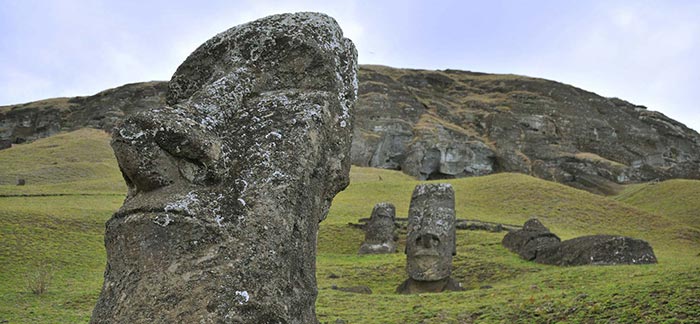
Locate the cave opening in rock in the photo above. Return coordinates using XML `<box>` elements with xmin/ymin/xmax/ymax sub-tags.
<box><xmin>426</xmin><ymin>172</ymin><xmax>456</xmax><ymax>180</ymax></box>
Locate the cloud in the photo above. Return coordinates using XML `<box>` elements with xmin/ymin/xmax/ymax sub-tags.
<box><xmin>0</xmin><ymin>66</ymin><xmax>54</xmax><ymax>104</ymax></box>
<box><xmin>512</xmin><ymin>1</ymin><xmax>700</xmax><ymax>131</ymax></box>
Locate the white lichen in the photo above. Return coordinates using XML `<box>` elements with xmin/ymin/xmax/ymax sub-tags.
<box><xmin>214</xmin><ymin>215</ymin><xmax>224</xmax><ymax>227</ymax></box>
<box><xmin>265</xmin><ymin>131</ymin><xmax>283</xmax><ymax>140</ymax></box>
<box><xmin>234</xmin><ymin>290</ymin><xmax>250</xmax><ymax>305</ymax></box>
<box><xmin>153</xmin><ymin>214</ymin><xmax>173</xmax><ymax>227</ymax></box>
<box><xmin>119</xmin><ymin>128</ymin><xmax>145</xmax><ymax>140</ymax></box>
<box><xmin>164</xmin><ymin>192</ymin><xmax>200</xmax><ymax>215</ymax></box>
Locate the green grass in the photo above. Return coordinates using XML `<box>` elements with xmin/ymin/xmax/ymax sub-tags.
<box><xmin>0</xmin><ymin>128</ymin><xmax>125</xmax><ymax>195</ymax></box>
<box><xmin>1</xmin><ymin>129</ymin><xmax>699</xmax><ymax>323</ymax></box>
<box><xmin>615</xmin><ymin>180</ymin><xmax>700</xmax><ymax>230</ymax></box>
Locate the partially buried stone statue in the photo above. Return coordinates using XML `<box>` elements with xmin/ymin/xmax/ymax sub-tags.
<box><xmin>503</xmin><ymin>218</ymin><xmax>657</xmax><ymax>266</ymax></box>
<box><xmin>501</xmin><ymin>218</ymin><xmax>561</xmax><ymax>261</ymax></box>
<box><xmin>359</xmin><ymin>202</ymin><xmax>397</xmax><ymax>254</ymax></box>
<box><xmin>396</xmin><ymin>183</ymin><xmax>463</xmax><ymax>294</ymax></box>
<box><xmin>90</xmin><ymin>12</ymin><xmax>357</xmax><ymax>323</ymax></box>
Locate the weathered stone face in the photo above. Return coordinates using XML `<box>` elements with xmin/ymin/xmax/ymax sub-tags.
<box><xmin>359</xmin><ymin>202</ymin><xmax>397</xmax><ymax>254</ymax></box>
<box><xmin>405</xmin><ymin>183</ymin><xmax>456</xmax><ymax>281</ymax></box>
<box><xmin>91</xmin><ymin>12</ymin><xmax>357</xmax><ymax>324</ymax></box>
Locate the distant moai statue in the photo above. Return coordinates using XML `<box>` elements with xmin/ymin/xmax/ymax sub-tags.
<box><xmin>90</xmin><ymin>12</ymin><xmax>358</xmax><ymax>324</ymax></box>
<box><xmin>396</xmin><ymin>183</ymin><xmax>463</xmax><ymax>294</ymax></box>
<box><xmin>16</xmin><ymin>179</ymin><xmax>25</xmax><ymax>186</ymax></box>
<box><xmin>359</xmin><ymin>202</ymin><xmax>397</xmax><ymax>254</ymax></box>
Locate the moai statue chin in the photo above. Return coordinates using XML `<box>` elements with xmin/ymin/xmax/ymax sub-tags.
<box><xmin>358</xmin><ymin>202</ymin><xmax>397</xmax><ymax>254</ymax></box>
<box><xmin>396</xmin><ymin>183</ymin><xmax>464</xmax><ymax>294</ymax></box>
<box><xmin>90</xmin><ymin>12</ymin><xmax>357</xmax><ymax>324</ymax></box>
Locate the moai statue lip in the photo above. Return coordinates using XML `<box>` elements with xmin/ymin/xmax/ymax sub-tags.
<box><xmin>91</xmin><ymin>12</ymin><xmax>357</xmax><ymax>324</ymax></box>
<box><xmin>359</xmin><ymin>202</ymin><xmax>397</xmax><ymax>254</ymax></box>
<box><xmin>405</xmin><ymin>183</ymin><xmax>456</xmax><ymax>281</ymax></box>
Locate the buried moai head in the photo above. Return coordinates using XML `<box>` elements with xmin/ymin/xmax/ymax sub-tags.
<box><xmin>92</xmin><ymin>12</ymin><xmax>357</xmax><ymax>324</ymax></box>
<box><xmin>359</xmin><ymin>202</ymin><xmax>397</xmax><ymax>254</ymax></box>
<box><xmin>405</xmin><ymin>183</ymin><xmax>457</xmax><ymax>281</ymax></box>
<box><xmin>502</xmin><ymin>218</ymin><xmax>561</xmax><ymax>261</ymax></box>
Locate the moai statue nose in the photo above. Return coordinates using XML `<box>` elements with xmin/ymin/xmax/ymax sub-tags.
<box><xmin>417</xmin><ymin>233</ymin><xmax>440</xmax><ymax>249</ymax></box>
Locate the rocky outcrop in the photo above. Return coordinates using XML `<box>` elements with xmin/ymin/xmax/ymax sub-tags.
<box><xmin>503</xmin><ymin>219</ymin><xmax>657</xmax><ymax>266</ymax></box>
<box><xmin>4</xmin><ymin>66</ymin><xmax>700</xmax><ymax>194</ymax></box>
<box><xmin>90</xmin><ymin>12</ymin><xmax>357</xmax><ymax>323</ymax></box>
<box><xmin>0</xmin><ymin>82</ymin><xmax>166</xmax><ymax>144</ymax></box>
<box><xmin>353</xmin><ymin>66</ymin><xmax>700</xmax><ymax>194</ymax></box>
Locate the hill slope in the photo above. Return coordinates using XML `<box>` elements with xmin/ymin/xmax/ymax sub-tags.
<box><xmin>615</xmin><ymin>179</ymin><xmax>700</xmax><ymax>230</ymax></box>
<box><xmin>0</xmin><ymin>128</ymin><xmax>125</xmax><ymax>195</ymax></box>
<box><xmin>3</xmin><ymin>66</ymin><xmax>700</xmax><ymax>195</ymax></box>
<box><xmin>0</xmin><ymin>129</ymin><xmax>699</xmax><ymax>323</ymax></box>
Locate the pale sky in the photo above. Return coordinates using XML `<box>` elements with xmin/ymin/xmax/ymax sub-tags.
<box><xmin>1</xmin><ymin>0</ymin><xmax>699</xmax><ymax>132</ymax></box>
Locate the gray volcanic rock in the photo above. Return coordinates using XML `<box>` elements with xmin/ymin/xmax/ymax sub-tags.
<box><xmin>4</xmin><ymin>66</ymin><xmax>700</xmax><ymax>194</ymax></box>
<box><xmin>90</xmin><ymin>12</ymin><xmax>357</xmax><ymax>324</ymax></box>
<box><xmin>359</xmin><ymin>202</ymin><xmax>397</xmax><ymax>254</ymax></box>
<box><xmin>352</xmin><ymin>66</ymin><xmax>700</xmax><ymax>194</ymax></box>
<box><xmin>537</xmin><ymin>235</ymin><xmax>658</xmax><ymax>266</ymax></box>
<box><xmin>0</xmin><ymin>82</ymin><xmax>166</xmax><ymax>144</ymax></box>
<box><xmin>502</xmin><ymin>218</ymin><xmax>561</xmax><ymax>261</ymax></box>
<box><xmin>503</xmin><ymin>219</ymin><xmax>657</xmax><ymax>266</ymax></box>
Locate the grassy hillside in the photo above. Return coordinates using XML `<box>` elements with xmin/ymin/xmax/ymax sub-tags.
<box><xmin>0</xmin><ymin>128</ymin><xmax>125</xmax><ymax>195</ymax></box>
<box><xmin>615</xmin><ymin>180</ymin><xmax>700</xmax><ymax>230</ymax></box>
<box><xmin>0</xmin><ymin>129</ymin><xmax>699</xmax><ymax>323</ymax></box>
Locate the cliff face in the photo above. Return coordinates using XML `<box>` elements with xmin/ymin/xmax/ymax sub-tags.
<box><xmin>352</xmin><ymin>66</ymin><xmax>700</xmax><ymax>194</ymax></box>
<box><xmin>0</xmin><ymin>82</ymin><xmax>167</xmax><ymax>145</ymax></box>
<box><xmin>2</xmin><ymin>66</ymin><xmax>699</xmax><ymax>194</ymax></box>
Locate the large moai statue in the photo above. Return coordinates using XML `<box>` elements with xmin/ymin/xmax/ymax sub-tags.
<box><xmin>359</xmin><ymin>202</ymin><xmax>398</xmax><ymax>254</ymax></box>
<box><xmin>396</xmin><ymin>183</ymin><xmax>463</xmax><ymax>294</ymax></box>
<box><xmin>90</xmin><ymin>13</ymin><xmax>358</xmax><ymax>323</ymax></box>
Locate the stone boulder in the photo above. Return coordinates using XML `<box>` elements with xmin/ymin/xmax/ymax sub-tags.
<box><xmin>90</xmin><ymin>12</ymin><xmax>357</xmax><ymax>324</ymax></box>
<box><xmin>359</xmin><ymin>202</ymin><xmax>397</xmax><ymax>254</ymax></box>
